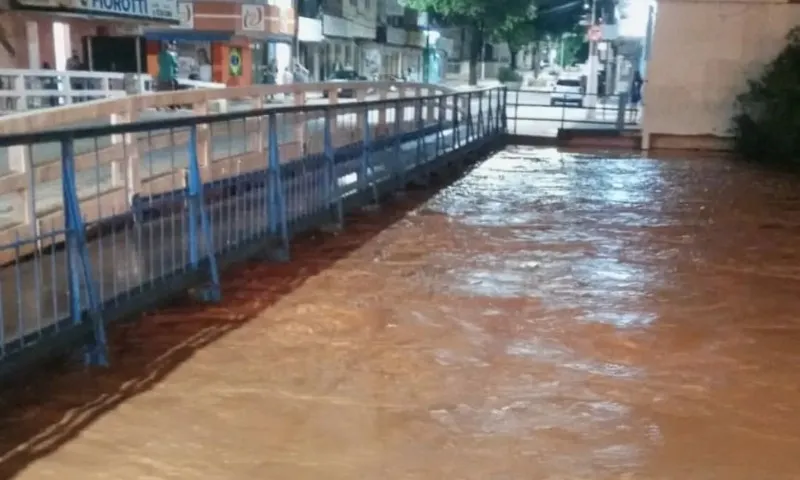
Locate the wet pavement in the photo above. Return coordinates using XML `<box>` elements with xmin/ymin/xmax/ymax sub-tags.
<box><xmin>1</xmin><ymin>146</ymin><xmax>800</xmax><ymax>479</ymax></box>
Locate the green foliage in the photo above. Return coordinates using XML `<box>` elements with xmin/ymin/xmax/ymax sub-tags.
<box><xmin>496</xmin><ymin>17</ymin><xmax>536</xmax><ymax>51</ymax></box>
<box><xmin>731</xmin><ymin>27</ymin><xmax>800</xmax><ymax>165</ymax></box>
<box><xmin>532</xmin><ymin>0</ymin><xmax>582</xmax><ymax>40</ymax></box>
<box><xmin>561</xmin><ymin>36</ymin><xmax>588</xmax><ymax>66</ymax></box>
<box><xmin>497</xmin><ymin>66</ymin><xmax>523</xmax><ymax>83</ymax></box>
<box><xmin>405</xmin><ymin>0</ymin><xmax>536</xmax><ymax>39</ymax></box>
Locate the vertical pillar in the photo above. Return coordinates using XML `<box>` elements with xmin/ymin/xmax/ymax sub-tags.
<box><xmin>187</xmin><ymin>125</ymin><xmax>221</xmax><ymax>302</ymax></box>
<box><xmin>425</xmin><ymin>88</ymin><xmax>435</xmax><ymax>123</ymax></box>
<box><xmin>293</xmin><ymin>90</ymin><xmax>307</xmax><ymax>157</ymax></box>
<box><xmin>60</xmin><ymin>137</ymin><xmax>108</xmax><ymax>367</ymax></box>
<box><xmin>356</xmin><ymin>87</ymin><xmax>367</xmax><ymax>142</ymax></box>
<box><xmin>397</xmin><ymin>52</ymin><xmax>403</xmax><ymax>79</ymax></box>
<box><xmin>614</xmin><ymin>54</ymin><xmax>624</xmax><ymax>94</ymax></box>
<box><xmin>110</xmin><ymin>111</ymin><xmax>141</xmax><ymax>203</ymax></box>
<box><xmin>193</xmin><ymin>101</ymin><xmax>211</xmax><ymax>181</ymax></box>
<box><xmin>313</xmin><ymin>45</ymin><xmax>321</xmax><ymax>81</ymax></box>
<box><xmin>377</xmin><ymin>86</ymin><xmax>387</xmax><ymax>133</ymax></box>
<box><xmin>26</xmin><ymin>21</ymin><xmax>39</xmax><ymax>69</ymax></box>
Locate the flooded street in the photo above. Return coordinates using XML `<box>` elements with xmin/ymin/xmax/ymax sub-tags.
<box><xmin>2</xmin><ymin>146</ymin><xmax>800</xmax><ymax>479</ymax></box>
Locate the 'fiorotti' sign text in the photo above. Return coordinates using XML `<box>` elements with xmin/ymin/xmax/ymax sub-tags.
<box><xmin>75</xmin><ymin>0</ymin><xmax>179</xmax><ymax>22</ymax></box>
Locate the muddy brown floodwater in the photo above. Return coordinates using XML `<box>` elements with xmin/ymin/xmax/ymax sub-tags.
<box><xmin>2</xmin><ymin>146</ymin><xmax>800</xmax><ymax>479</ymax></box>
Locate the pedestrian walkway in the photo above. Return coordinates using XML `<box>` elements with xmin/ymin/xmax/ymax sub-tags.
<box><xmin>0</xmin><ymin>82</ymin><xmax>506</xmax><ymax>378</ymax></box>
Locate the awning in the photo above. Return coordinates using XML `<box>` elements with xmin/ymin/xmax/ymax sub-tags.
<box><xmin>143</xmin><ymin>30</ymin><xmax>234</xmax><ymax>43</ymax></box>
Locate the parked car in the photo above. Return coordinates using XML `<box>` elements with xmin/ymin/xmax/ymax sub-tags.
<box><xmin>322</xmin><ymin>69</ymin><xmax>367</xmax><ymax>98</ymax></box>
<box><xmin>550</xmin><ymin>78</ymin><xmax>584</xmax><ymax>107</ymax></box>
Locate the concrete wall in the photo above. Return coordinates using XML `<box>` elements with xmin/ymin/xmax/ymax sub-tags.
<box><xmin>643</xmin><ymin>0</ymin><xmax>800</xmax><ymax>149</ymax></box>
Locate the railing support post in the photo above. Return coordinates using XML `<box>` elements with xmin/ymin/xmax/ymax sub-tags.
<box><xmin>486</xmin><ymin>89</ymin><xmax>494</xmax><ymax>139</ymax></box>
<box><xmin>360</xmin><ymin>104</ymin><xmax>379</xmax><ymax>206</ymax></box>
<box><xmin>435</xmin><ymin>95</ymin><xmax>445</xmax><ymax>159</ymax></box>
<box><xmin>268</xmin><ymin>113</ymin><xmax>290</xmax><ymax>260</ymax></box>
<box><xmin>466</xmin><ymin>92</ymin><xmax>474</xmax><ymax>143</ymax></box>
<box><xmin>393</xmin><ymin>99</ymin><xmax>406</xmax><ymax>190</ymax></box>
<box><xmin>477</xmin><ymin>91</ymin><xmax>484</xmax><ymax>140</ymax></box>
<box><xmin>616</xmin><ymin>92</ymin><xmax>629</xmax><ymax>132</ymax></box>
<box><xmin>60</xmin><ymin>137</ymin><xmax>108</xmax><ymax>367</ymax></box>
<box><xmin>323</xmin><ymin>109</ymin><xmax>344</xmax><ymax>228</ymax></box>
<box><xmin>187</xmin><ymin>125</ymin><xmax>221</xmax><ymax>302</ymax></box>
<box><xmin>453</xmin><ymin>93</ymin><xmax>461</xmax><ymax>149</ymax></box>
<box><xmin>415</xmin><ymin>98</ymin><xmax>429</xmax><ymax>186</ymax></box>
<box><xmin>501</xmin><ymin>87</ymin><xmax>508</xmax><ymax>133</ymax></box>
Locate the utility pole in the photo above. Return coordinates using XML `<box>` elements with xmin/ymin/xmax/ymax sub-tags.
<box><xmin>585</xmin><ymin>0</ymin><xmax>599</xmax><ymax>108</ymax></box>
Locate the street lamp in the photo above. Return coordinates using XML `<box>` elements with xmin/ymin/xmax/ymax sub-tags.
<box><xmin>423</xmin><ymin>29</ymin><xmax>440</xmax><ymax>83</ymax></box>
<box><xmin>585</xmin><ymin>0</ymin><xmax>600</xmax><ymax>108</ymax></box>
<box><xmin>420</xmin><ymin>10</ymin><xmax>439</xmax><ymax>84</ymax></box>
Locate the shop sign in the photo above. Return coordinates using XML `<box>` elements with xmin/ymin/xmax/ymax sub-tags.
<box><xmin>14</xmin><ymin>0</ymin><xmax>64</xmax><ymax>9</ymax></box>
<box><xmin>348</xmin><ymin>21</ymin><xmax>375</xmax><ymax>40</ymax></box>
<box><xmin>229</xmin><ymin>47</ymin><xmax>243</xmax><ymax>77</ymax></box>
<box><xmin>72</xmin><ymin>0</ymin><xmax>179</xmax><ymax>22</ymax></box>
<box><xmin>298</xmin><ymin>16</ymin><xmax>322</xmax><ymax>42</ymax></box>
<box><xmin>386</xmin><ymin>26</ymin><xmax>406</xmax><ymax>45</ymax></box>
<box><xmin>175</xmin><ymin>1</ymin><xmax>193</xmax><ymax>28</ymax></box>
<box><xmin>406</xmin><ymin>31</ymin><xmax>425</xmax><ymax>48</ymax></box>
<box><xmin>241</xmin><ymin>4</ymin><xmax>265</xmax><ymax>31</ymax></box>
<box><xmin>322</xmin><ymin>14</ymin><xmax>348</xmax><ymax>37</ymax></box>
<box><xmin>384</xmin><ymin>0</ymin><xmax>403</xmax><ymax>17</ymax></box>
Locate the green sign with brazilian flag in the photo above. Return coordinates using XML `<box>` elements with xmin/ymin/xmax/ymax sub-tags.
<box><xmin>229</xmin><ymin>47</ymin><xmax>243</xmax><ymax>77</ymax></box>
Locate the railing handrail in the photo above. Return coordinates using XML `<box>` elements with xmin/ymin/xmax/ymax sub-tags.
<box><xmin>0</xmin><ymin>85</ymin><xmax>500</xmax><ymax>146</ymax></box>
<box><xmin>0</xmin><ymin>68</ymin><xmax>128</xmax><ymax>79</ymax></box>
<box><xmin>0</xmin><ymin>81</ymin><xmax>462</xmax><ymax>135</ymax></box>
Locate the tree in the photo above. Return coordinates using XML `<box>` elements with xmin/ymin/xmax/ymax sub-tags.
<box><xmin>525</xmin><ymin>0</ymin><xmax>583</xmax><ymax>73</ymax></box>
<box><xmin>495</xmin><ymin>18</ymin><xmax>536</xmax><ymax>70</ymax></box>
<box><xmin>731</xmin><ymin>27</ymin><xmax>800</xmax><ymax>166</ymax></box>
<box><xmin>405</xmin><ymin>0</ymin><xmax>537</xmax><ymax>84</ymax></box>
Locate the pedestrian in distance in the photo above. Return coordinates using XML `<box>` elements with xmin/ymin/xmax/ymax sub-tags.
<box><xmin>629</xmin><ymin>70</ymin><xmax>643</xmax><ymax>122</ymax></box>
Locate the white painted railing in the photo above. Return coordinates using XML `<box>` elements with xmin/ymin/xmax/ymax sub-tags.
<box><xmin>0</xmin><ymin>80</ymin><xmax>472</xmax><ymax>265</ymax></box>
<box><xmin>0</xmin><ymin>68</ymin><xmax>225</xmax><ymax>114</ymax></box>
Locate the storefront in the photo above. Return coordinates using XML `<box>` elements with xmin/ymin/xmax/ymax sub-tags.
<box><xmin>144</xmin><ymin>1</ymin><xmax>296</xmax><ymax>87</ymax></box>
<box><xmin>6</xmin><ymin>0</ymin><xmax>180</xmax><ymax>70</ymax></box>
<box><xmin>142</xmin><ymin>29</ymin><xmax>247</xmax><ymax>85</ymax></box>
<box><xmin>251</xmin><ymin>38</ymin><xmax>292</xmax><ymax>84</ymax></box>
<box><xmin>297</xmin><ymin>15</ymin><xmax>322</xmax><ymax>81</ymax></box>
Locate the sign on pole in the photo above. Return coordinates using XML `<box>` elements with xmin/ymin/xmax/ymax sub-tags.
<box><xmin>588</xmin><ymin>25</ymin><xmax>602</xmax><ymax>42</ymax></box>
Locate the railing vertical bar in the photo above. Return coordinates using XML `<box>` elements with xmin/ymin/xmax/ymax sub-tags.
<box><xmin>60</xmin><ymin>136</ymin><xmax>107</xmax><ymax>366</ymax></box>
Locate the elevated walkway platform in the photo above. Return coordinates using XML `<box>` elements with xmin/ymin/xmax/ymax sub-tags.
<box><xmin>0</xmin><ymin>81</ymin><xmax>506</xmax><ymax>377</ymax></box>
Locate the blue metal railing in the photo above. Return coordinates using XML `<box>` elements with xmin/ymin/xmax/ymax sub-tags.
<box><xmin>0</xmin><ymin>86</ymin><xmax>507</xmax><ymax>379</ymax></box>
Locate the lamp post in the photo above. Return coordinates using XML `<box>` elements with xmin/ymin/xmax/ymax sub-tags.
<box><xmin>585</xmin><ymin>0</ymin><xmax>599</xmax><ymax>108</ymax></box>
<box><xmin>421</xmin><ymin>11</ymin><xmax>440</xmax><ymax>84</ymax></box>
<box><xmin>424</xmin><ymin>30</ymin><xmax>430</xmax><ymax>83</ymax></box>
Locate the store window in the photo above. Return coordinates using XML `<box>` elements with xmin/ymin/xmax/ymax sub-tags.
<box><xmin>174</xmin><ymin>41</ymin><xmax>213</xmax><ymax>81</ymax></box>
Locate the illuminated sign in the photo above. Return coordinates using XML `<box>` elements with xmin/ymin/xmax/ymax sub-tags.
<box><xmin>74</xmin><ymin>0</ymin><xmax>178</xmax><ymax>22</ymax></box>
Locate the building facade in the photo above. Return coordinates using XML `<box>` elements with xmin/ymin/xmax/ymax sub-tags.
<box><xmin>150</xmin><ymin>0</ymin><xmax>296</xmax><ymax>86</ymax></box>
<box><xmin>297</xmin><ymin>0</ymin><xmax>323</xmax><ymax>80</ymax></box>
<box><xmin>1</xmin><ymin>0</ymin><xmax>180</xmax><ymax>70</ymax></box>
<box><xmin>641</xmin><ymin>0</ymin><xmax>798</xmax><ymax>150</ymax></box>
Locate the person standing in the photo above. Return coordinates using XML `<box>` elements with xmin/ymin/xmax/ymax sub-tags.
<box><xmin>629</xmin><ymin>70</ymin><xmax>643</xmax><ymax>122</ymax></box>
<box><xmin>66</xmin><ymin>50</ymin><xmax>85</xmax><ymax>102</ymax></box>
<box><xmin>157</xmin><ymin>42</ymin><xmax>179</xmax><ymax>92</ymax></box>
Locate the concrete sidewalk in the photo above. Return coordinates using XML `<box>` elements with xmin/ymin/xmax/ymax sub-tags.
<box><xmin>440</xmin><ymin>78</ymin><xmax>502</xmax><ymax>90</ymax></box>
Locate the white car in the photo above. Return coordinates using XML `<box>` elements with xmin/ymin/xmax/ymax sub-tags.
<box><xmin>550</xmin><ymin>78</ymin><xmax>584</xmax><ymax>108</ymax></box>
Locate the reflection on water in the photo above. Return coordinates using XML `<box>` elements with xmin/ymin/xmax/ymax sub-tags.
<box><xmin>3</xmin><ymin>146</ymin><xmax>800</xmax><ymax>479</ymax></box>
